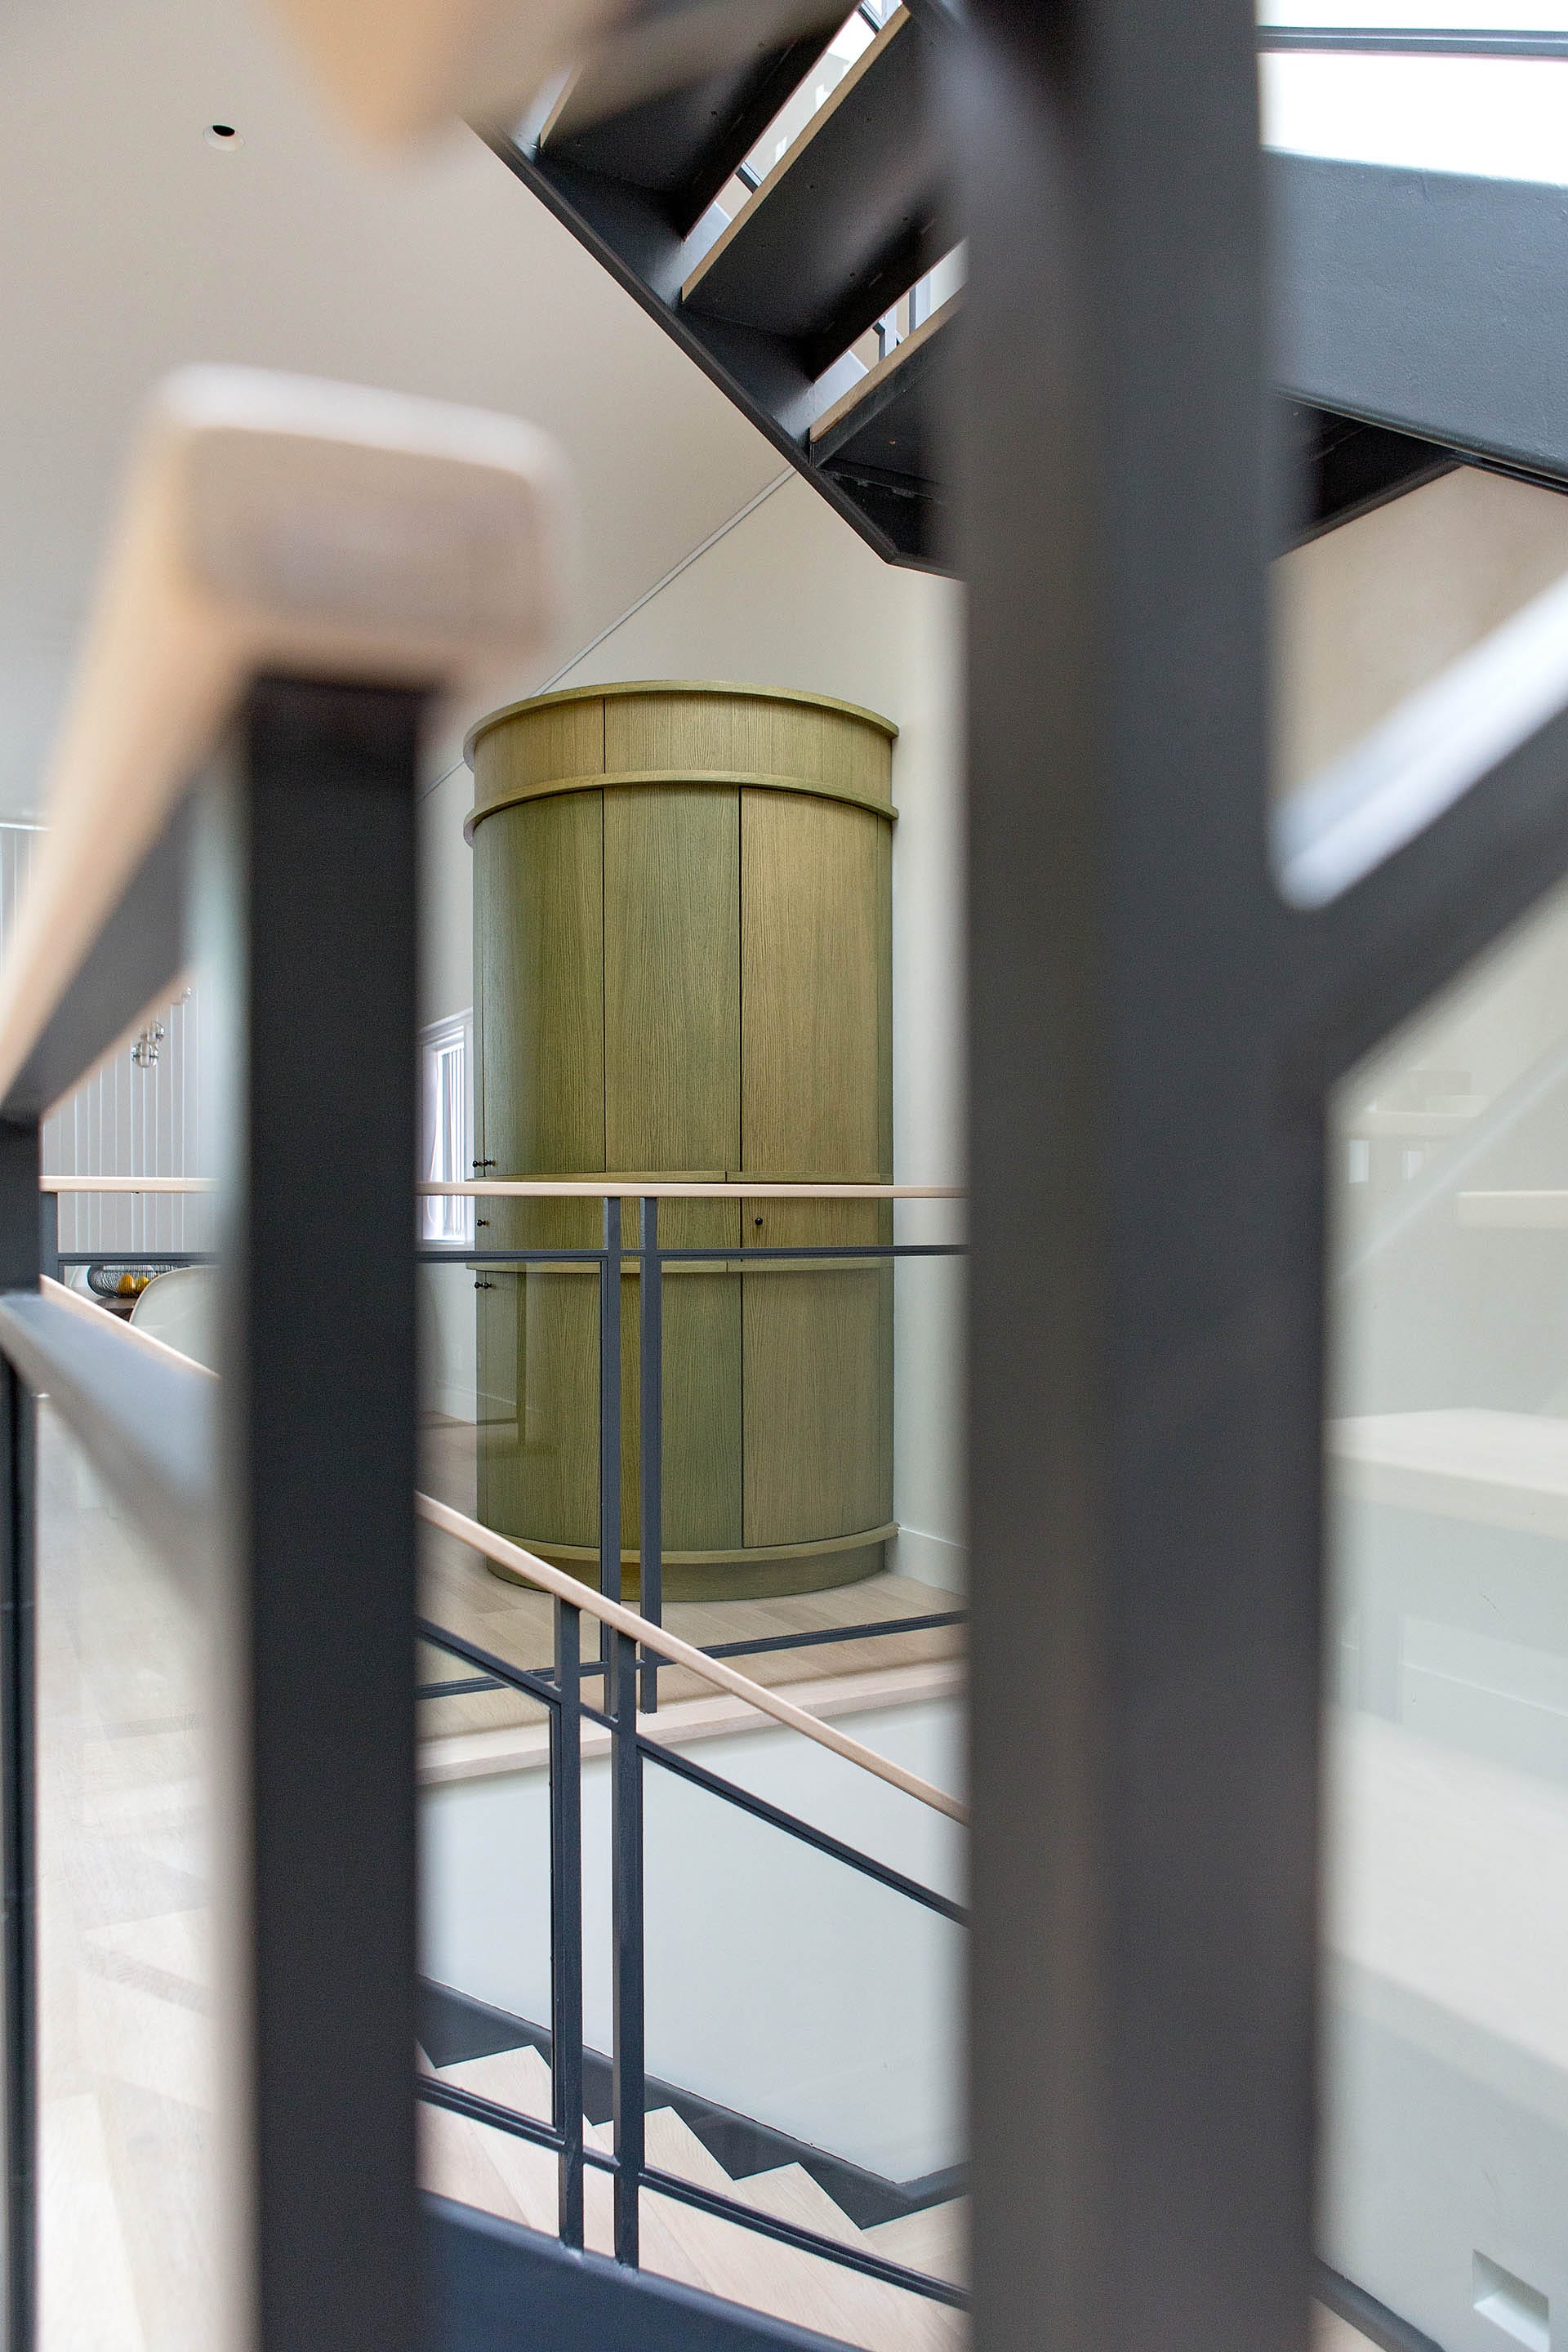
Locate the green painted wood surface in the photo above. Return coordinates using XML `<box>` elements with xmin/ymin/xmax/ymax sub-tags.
<box><xmin>470</xmin><ymin>684</ymin><xmax>894</xmax><ymax>1598</ymax></box>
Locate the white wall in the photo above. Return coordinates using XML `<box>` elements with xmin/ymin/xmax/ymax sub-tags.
<box><xmin>418</xmin><ymin>475</ymin><xmax>969</xmax><ymax>1577</ymax></box>
<box><xmin>421</xmin><ymin>1696</ymin><xmax>964</xmax><ymax>2182</ymax></box>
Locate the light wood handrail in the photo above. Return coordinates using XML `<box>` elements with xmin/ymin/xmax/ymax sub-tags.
<box><xmin>0</xmin><ymin>366</ymin><xmax>564</xmax><ymax>1116</ymax></box>
<box><xmin>43</xmin><ymin>1178</ymin><xmax>964</xmax><ymax>1200</ymax></box>
<box><xmin>416</xmin><ymin>1494</ymin><xmax>968</xmax><ymax>1824</ymax></box>
<box><xmin>421</xmin><ymin>1180</ymin><xmax>964</xmax><ymax>1200</ymax></box>
<box><xmin>35</xmin><ymin>1278</ymin><xmax>967</xmax><ymax>1824</ymax></box>
<box><xmin>43</xmin><ymin>1176</ymin><xmax>218</xmax><ymax>1194</ymax></box>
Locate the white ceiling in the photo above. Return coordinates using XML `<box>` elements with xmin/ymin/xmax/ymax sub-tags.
<box><xmin>0</xmin><ymin>0</ymin><xmax>785</xmax><ymax>813</ymax></box>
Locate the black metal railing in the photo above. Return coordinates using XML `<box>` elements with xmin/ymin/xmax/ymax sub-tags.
<box><xmin>38</xmin><ymin>1169</ymin><xmax>972</xmax><ymax>2318</ymax></box>
<box><xmin>412</xmin><ymin>1185</ymin><xmax>970</xmax><ymax>2313</ymax></box>
<box><xmin>413</xmin><ymin>1595</ymin><xmax>969</xmax><ymax>2310</ymax></box>
<box><xmin>416</xmin><ymin>1188</ymin><xmax>969</xmax><ymax>1712</ymax></box>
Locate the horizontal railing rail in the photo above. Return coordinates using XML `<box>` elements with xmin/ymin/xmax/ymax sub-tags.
<box><xmin>417</xmin><ymin>1494</ymin><xmax>966</xmax><ymax>1825</ymax></box>
<box><xmin>417</xmin><ymin>1614</ymin><xmax>966</xmax><ymax>1918</ymax></box>
<box><xmin>42</xmin><ymin>1178</ymin><xmax>971</xmax><ymax>1712</ymax></box>
<box><xmin>43</xmin><ymin>1176</ymin><xmax>965</xmax><ymax>1197</ymax></box>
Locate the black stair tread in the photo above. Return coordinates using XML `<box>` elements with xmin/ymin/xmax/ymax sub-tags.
<box><xmin>805</xmin><ymin>301</ymin><xmax>1458</xmax><ymax>568</ymax></box>
<box><xmin>539</xmin><ymin>10</ymin><xmax>843</xmax><ymax>239</ymax></box>
<box><xmin>1286</xmin><ymin>402</ymin><xmax>1456</xmax><ymax>543</ymax></box>
<box><xmin>813</xmin><ymin>296</ymin><xmax>952</xmax><ymax>567</ymax></box>
<box><xmin>681</xmin><ymin>6</ymin><xmax>945</xmax><ymax>380</ymax></box>
<box><xmin>810</xmin><ymin>290</ymin><xmax>957</xmax><ymax>482</ymax></box>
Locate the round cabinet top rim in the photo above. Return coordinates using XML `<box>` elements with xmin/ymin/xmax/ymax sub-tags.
<box><xmin>464</xmin><ymin>678</ymin><xmax>898</xmax><ymax>842</ymax></box>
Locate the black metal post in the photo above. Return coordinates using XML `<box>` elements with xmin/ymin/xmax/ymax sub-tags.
<box><xmin>600</xmin><ymin>1199</ymin><xmax>622</xmax><ymax>1610</ymax></box>
<box><xmin>956</xmin><ymin>10</ymin><xmax>1317</xmax><ymax>2352</ymax></box>
<box><xmin>212</xmin><ymin>678</ymin><xmax>421</xmax><ymax>2352</ymax></box>
<box><xmin>610</xmin><ymin>1626</ymin><xmax>644</xmax><ymax>2267</ymax></box>
<box><xmin>0</xmin><ymin>1121</ymin><xmax>37</xmax><ymax>2352</ymax></box>
<box><xmin>550</xmin><ymin>1597</ymin><xmax>586</xmax><ymax>2249</ymax></box>
<box><xmin>35</xmin><ymin>1187</ymin><xmax>57</xmax><ymax>1292</ymax></box>
<box><xmin>639</xmin><ymin>1196</ymin><xmax>662</xmax><ymax>1714</ymax></box>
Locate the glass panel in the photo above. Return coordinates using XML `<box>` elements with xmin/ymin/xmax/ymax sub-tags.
<box><xmin>35</xmin><ymin>1403</ymin><xmax>233</xmax><ymax>2352</ymax></box>
<box><xmin>642</xmin><ymin>1748</ymin><xmax>966</xmax><ymax>2345</ymax></box>
<box><xmin>1321</xmin><ymin>873</ymin><xmax>1568</xmax><ymax>2350</ymax></box>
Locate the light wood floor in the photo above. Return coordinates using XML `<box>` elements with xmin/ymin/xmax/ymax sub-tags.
<box><xmin>417</xmin><ymin>1415</ymin><xmax>967</xmax><ymax>1741</ymax></box>
<box><xmin>36</xmin><ymin>1405</ymin><xmax>222</xmax><ymax>2352</ymax></box>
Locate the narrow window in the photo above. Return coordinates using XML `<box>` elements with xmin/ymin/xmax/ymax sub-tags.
<box><xmin>420</xmin><ymin>1015</ymin><xmax>473</xmax><ymax>1247</ymax></box>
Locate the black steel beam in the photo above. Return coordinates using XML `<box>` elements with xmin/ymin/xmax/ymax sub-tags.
<box><xmin>681</xmin><ymin>9</ymin><xmax>945</xmax><ymax>376</ymax></box>
<box><xmin>425</xmin><ymin>2195</ymin><xmax>849</xmax><ymax>2352</ymax></box>
<box><xmin>1285</xmin><ymin>403</ymin><xmax>1456</xmax><ymax>546</ymax></box>
<box><xmin>541</xmin><ymin>19</ymin><xmax>840</xmax><ymax>237</ymax></box>
<box><xmin>1273</xmin><ymin>151</ymin><xmax>1568</xmax><ymax>492</ymax></box>
<box><xmin>956</xmin><ymin>11</ymin><xmax>1320</xmax><ymax>2352</ymax></box>
<box><xmin>482</xmin><ymin>132</ymin><xmax>902</xmax><ymax>561</ymax></box>
<box><xmin>214</xmin><ymin>677</ymin><xmax>421</xmax><ymax>2352</ymax></box>
<box><xmin>497</xmin><ymin>90</ymin><xmax>1563</xmax><ymax>583</ymax></box>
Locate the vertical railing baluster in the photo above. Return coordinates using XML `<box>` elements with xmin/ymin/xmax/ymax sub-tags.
<box><xmin>639</xmin><ymin>1196</ymin><xmax>662</xmax><ymax>1715</ymax></box>
<box><xmin>610</xmin><ymin>1624</ymin><xmax>644</xmax><ymax>2266</ymax></box>
<box><xmin>599</xmin><ymin>1198</ymin><xmax>621</xmax><ymax>1611</ymax></box>
<box><xmin>36</xmin><ymin>1184</ymin><xmax>57</xmax><ymax>1292</ymax></box>
<box><xmin>215</xmin><ymin>679</ymin><xmax>421</xmax><ymax>2352</ymax></box>
<box><xmin>604</xmin><ymin>1189</ymin><xmax>644</xmax><ymax>2261</ymax></box>
<box><xmin>0</xmin><ymin>1120</ymin><xmax>38</xmax><ymax>2352</ymax></box>
<box><xmin>550</xmin><ymin>1596</ymin><xmax>584</xmax><ymax>2249</ymax></box>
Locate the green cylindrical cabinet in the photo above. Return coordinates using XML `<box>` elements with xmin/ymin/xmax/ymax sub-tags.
<box><xmin>466</xmin><ymin>681</ymin><xmax>895</xmax><ymax>1600</ymax></box>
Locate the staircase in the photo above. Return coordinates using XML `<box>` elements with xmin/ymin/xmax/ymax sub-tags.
<box><xmin>488</xmin><ymin>1</ymin><xmax>1456</xmax><ymax>572</ymax></box>
<box><xmin>419</xmin><ymin>2041</ymin><xmax>1383</xmax><ymax>2351</ymax></box>
<box><xmin>419</xmin><ymin>2040</ymin><xmax>968</xmax><ymax>2350</ymax></box>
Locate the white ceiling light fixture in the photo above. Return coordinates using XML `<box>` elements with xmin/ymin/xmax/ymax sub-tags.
<box><xmin>204</xmin><ymin>122</ymin><xmax>243</xmax><ymax>149</ymax></box>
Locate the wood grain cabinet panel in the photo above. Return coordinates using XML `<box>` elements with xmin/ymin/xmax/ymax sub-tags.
<box><xmin>604</xmin><ymin>782</ymin><xmax>740</xmax><ymax>1182</ymax></box>
<box><xmin>474</xmin><ymin>791</ymin><xmax>603</xmax><ymax>1255</ymax></box>
<box><xmin>468</xmin><ymin>684</ymin><xmax>896</xmax><ymax>1600</ymax></box>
